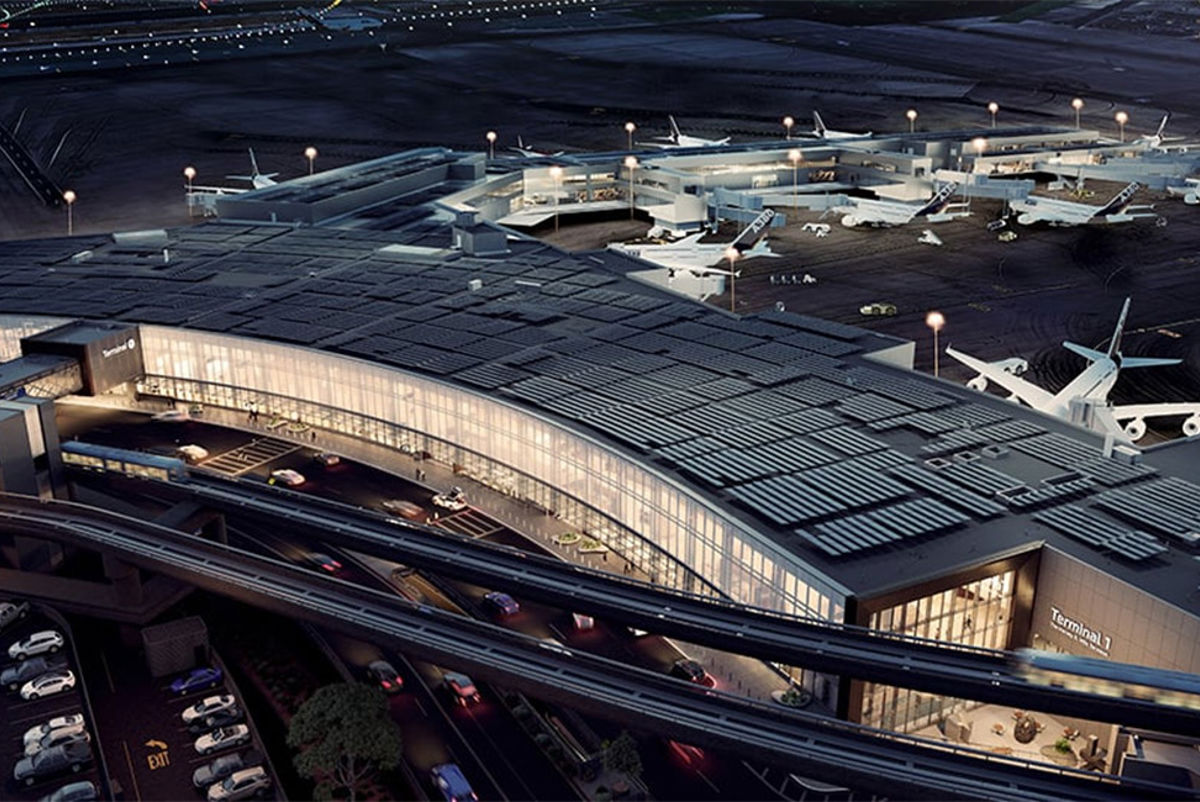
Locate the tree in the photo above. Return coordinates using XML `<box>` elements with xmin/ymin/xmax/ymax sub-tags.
<box><xmin>287</xmin><ymin>682</ymin><xmax>402</xmax><ymax>801</ymax></box>
<box><xmin>602</xmin><ymin>730</ymin><xmax>643</xmax><ymax>780</ymax></box>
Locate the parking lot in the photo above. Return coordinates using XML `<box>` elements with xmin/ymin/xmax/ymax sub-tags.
<box><xmin>1</xmin><ymin>604</ymin><xmax>105</xmax><ymax>801</ymax></box>
<box><xmin>72</xmin><ymin>619</ymin><xmax>277</xmax><ymax>802</ymax></box>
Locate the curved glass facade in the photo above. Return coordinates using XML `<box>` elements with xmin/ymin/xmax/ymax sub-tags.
<box><xmin>138</xmin><ymin>326</ymin><xmax>848</xmax><ymax>626</ymax></box>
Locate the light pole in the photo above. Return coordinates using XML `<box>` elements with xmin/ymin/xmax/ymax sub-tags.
<box><xmin>788</xmin><ymin>148</ymin><xmax>801</xmax><ymax>211</ymax></box>
<box><xmin>549</xmin><ymin>165</ymin><xmax>563</xmax><ymax>233</ymax></box>
<box><xmin>623</xmin><ymin>156</ymin><xmax>637</xmax><ymax>220</ymax></box>
<box><xmin>62</xmin><ymin>190</ymin><xmax>76</xmax><ymax>236</ymax></box>
<box><xmin>783</xmin><ymin>115</ymin><xmax>794</xmax><ymax>141</ymax></box>
<box><xmin>926</xmin><ymin>311</ymin><xmax>945</xmax><ymax>377</ymax></box>
<box><xmin>304</xmin><ymin>146</ymin><xmax>318</xmax><ymax>176</ymax></box>
<box><xmin>987</xmin><ymin>101</ymin><xmax>999</xmax><ymax>129</ymax></box>
<box><xmin>725</xmin><ymin>246</ymin><xmax>739</xmax><ymax>313</ymax></box>
<box><xmin>1071</xmin><ymin>97</ymin><xmax>1084</xmax><ymax>129</ymax></box>
<box><xmin>183</xmin><ymin>166</ymin><xmax>196</xmax><ymax>216</ymax></box>
<box><xmin>486</xmin><ymin>130</ymin><xmax>497</xmax><ymax>160</ymax></box>
<box><xmin>624</xmin><ymin>121</ymin><xmax>636</xmax><ymax>151</ymax></box>
<box><xmin>906</xmin><ymin>108</ymin><xmax>917</xmax><ymax>133</ymax></box>
<box><xmin>1115</xmin><ymin>111</ymin><xmax>1128</xmax><ymax>143</ymax></box>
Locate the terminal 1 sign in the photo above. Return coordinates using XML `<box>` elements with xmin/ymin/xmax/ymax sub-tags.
<box><xmin>1050</xmin><ymin>605</ymin><xmax>1112</xmax><ymax>657</ymax></box>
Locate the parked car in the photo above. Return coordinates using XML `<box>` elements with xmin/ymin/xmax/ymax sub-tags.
<box><xmin>304</xmin><ymin>552</ymin><xmax>342</xmax><ymax>573</ymax></box>
<box><xmin>23</xmin><ymin>715</ymin><xmax>86</xmax><ymax>747</ymax></box>
<box><xmin>366</xmin><ymin>660</ymin><xmax>403</xmax><ymax>694</ymax></box>
<box><xmin>192</xmin><ymin>750</ymin><xmax>263</xmax><ymax>790</ymax></box>
<box><xmin>443</xmin><ymin>672</ymin><xmax>481</xmax><ymax>706</ymax></box>
<box><xmin>8</xmin><ymin>630</ymin><xmax>64</xmax><ymax>661</ymax></box>
<box><xmin>0</xmin><ymin>599</ymin><xmax>30</xmax><ymax>631</ymax></box>
<box><xmin>25</xmin><ymin>725</ymin><xmax>90</xmax><ymax>757</ymax></box>
<box><xmin>859</xmin><ymin>301</ymin><xmax>897</xmax><ymax>317</ymax></box>
<box><xmin>4</xmin><ymin>655</ymin><xmax>68</xmax><ymax>691</ymax></box>
<box><xmin>13</xmin><ymin>742</ymin><xmax>92</xmax><ymax>787</ymax></box>
<box><xmin>195</xmin><ymin>724</ymin><xmax>251</xmax><ymax>755</ymax></box>
<box><xmin>21</xmin><ymin>670</ymin><xmax>77</xmax><ymax>700</ymax></box>
<box><xmin>313</xmin><ymin>452</ymin><xmax>340</xmax><ymax>467</ymax></box>
<box><xmin>176</xmin><ymin>444</ymin><xmax>209</xmax><ymax>462</ymax></box>
<box><xmin>998</xmin><ymin>230</ymin><xmax>1018</xmax><ymax>242</ymax></box>
<box><xmin>182</xmin><ymin>694</ymin><xmax>237</xmax><ymax>725</ymax></box>
<box><xmin>171</xmin><ymin>666</ymin><xmax>223</xmax><ymax>695</ymax></box>
<box><xmin>151</xmin><ymin>410</ymin><xmax>190</xmax><ymax>422</ymax></box>
<box><xmin>188</xmin><ymin>706</ymin><xmax>243</xmax><ymax>735</ymax></box>
<box><xmin>431</xmin><ymin>486</ymin><xmax>467</xmax><ymax>512</ymax></box>
<box><xmin>431</xmin><ymin>763</ymin><xmax>478</xmax><ymax>802</ymax></box>
<box><xmin>381</xmin><ymin>499</ymin><xmax>424</xmax><ymax>519</ymax></box>
<box><xmin>670</xmin><ymin>658</ymin><xmax>714</xmax><ymax>687</ymax></box>
<box><xmin>39</xmin><ymin>780</ymin><xmax>99</xmax><ymax>802</ymax></box>
<box><xmin>269</xmin><ymin>469</ymin><xmax>305</xmax><ymax>487</ymax></box>
<box><xmin>207</xmin><ymin>766</ymin><xmax>271</xmax><ymax>801</ymax></box>
<box><xmin>481</xmin><ymin>591</ymin><xmax>519</xmax><ymax>617</ymax></box>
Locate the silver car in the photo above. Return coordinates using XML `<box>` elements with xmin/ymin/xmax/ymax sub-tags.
<box><xmin>8</xmin><ymin>630</ymin><xmax>64</xmax><ymax>660</ymax></box>
<box><xmin>0</xmin><ymin>600</ymin><xmax>30</xmax><ymax>632</ymax></box>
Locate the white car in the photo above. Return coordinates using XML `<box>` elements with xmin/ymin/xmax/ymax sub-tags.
<box><xmin>177</xmin><ymin>444</ymin><xmax>209</xmax><ymax>462</ymax></box>
<box><xmin>151</xmin><ymin>410</ymin><xmax>190</xmax><ymax>422</ymax></box>
<box><xmin>181</xmin><ymin>694</ymin><xmax>237</xmax><ymax>725</ymax></box>
<box><xmin>207</xmin><ymin>766</ymin><xmax>271</xmax><ymax>801</ymax></box>
<box><xmin>195</xmin><ymin>725</ymin><xmax>251</xmax><ymax>755</ymax></box>
<box><xmin>24</xmin><ymin>724</ymin><xmax>89</xmax><ymax>757</ymax></box>
<box><xmin>269</xmin><ymin>469</ymin><xmax>305</xmax><ymax>487</ymax></box>
<box><xmin>20</xmin><ymin>670</ymin><xmax>76</xmax><ymax>700</ymax></box>
<box><xmin>431</xmin><ymin>486</ymin><xmax>467</xmax><ymax>512</ymax></box>
<box><xmin>8</xmin><ymin>630</ymin><xmax>64</xmax><ymax>660</ymax></box>
<box><xmin>23</xmin><ymin>714</ymin><xmax>85</xmax><ymax>747</ymax></box>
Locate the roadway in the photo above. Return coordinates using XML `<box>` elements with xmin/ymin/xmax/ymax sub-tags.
<box><xmin>0</xmin><ymin>492</ymin><xmax>1191</xmax><ymax>802</ymax></box>
<box><xmin>141</xmin><ymin>471</ymin><xmax>1200</xmax><ymax>738</ymax></box>
<box><xmin>0</xmin><ymin>122</ymin><xmax>63</xmax><ymax>205</ymax></box>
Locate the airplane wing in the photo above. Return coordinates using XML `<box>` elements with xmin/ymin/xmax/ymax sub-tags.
<box><xmin>841</xmin><ymin>198</ymin><xmax>915</xmax><ymax>226</ymax></box>
<box><xmin>1013</xmin><ymin>197</ymin><xmax>1095</xmax><ymax>225</ymax></box>
<box><xmin>945</xmin><ymin>346</ymin><xmax>1057</xmax><ymax>409</ymax></box>
<box><xmin>1110</xmin><ymin>402</ymin><xmax>1200</xmax><ymax>422</ymax></box>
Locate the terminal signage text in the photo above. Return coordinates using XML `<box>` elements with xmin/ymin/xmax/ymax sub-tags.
<box><xmin>1049</xmin><ymin>605</ymin><xmax>1112</xmax><ymax>657</ymax></box>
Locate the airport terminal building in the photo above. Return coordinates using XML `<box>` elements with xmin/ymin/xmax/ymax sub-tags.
<box><xmin>1</xmin><ymin>144</ymin><xmax>1199</xmax><ymax>774</ymax></box>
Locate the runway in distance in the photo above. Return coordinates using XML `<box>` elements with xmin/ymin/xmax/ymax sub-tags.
<box><xmin>946</xmin><ymin>298</ymin><xmax>1200</xmax><ymax>442</ymax></box>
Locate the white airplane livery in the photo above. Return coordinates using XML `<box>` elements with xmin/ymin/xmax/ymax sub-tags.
<box><xmin>946</xmin><ymin>298</ymin><xmax>1200</xmax><ymax>442</ymax></box>
<box><xmin>643</xmin><ymin>116</ymin><xmax>731</xmax><ymax>149</ymax></box>
<box><xmin>609</xmin><ymin>209</ymin><xmax>779</xmax><ymax>274</ymax></box>
<box><xmin>811</xmin><ymin>111</ymin><xmax>870</xmax><ymax>140</ymax></box>
<box><xmin>226</xmin><ymin>149</ymin><xmax>279</xmax><ymax>190</ymax></box>
<box><xmin>840</xmin><ymin>182</ymin><xmax>963</xmax><ymax>227</ymax></box>
<box><xmin>1166</xmin><ymin>177</ymin><xmax>1199</xmax><ymax>205</ymax></box>
<box><xmin>511</xmin><ymin>136</ymin><xmax>565</xmax><ymax>158</ymax></box>
<box><xmin>1009</xmin><ymin>181</ymin><xmax>1158</xmax><ymax>226</ymax></box>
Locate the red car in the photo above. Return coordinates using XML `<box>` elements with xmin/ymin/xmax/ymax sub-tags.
<box><xmin>444</xmin><ymin>672</ymin><xmax>481</xmax><ymax>706</ymax></box>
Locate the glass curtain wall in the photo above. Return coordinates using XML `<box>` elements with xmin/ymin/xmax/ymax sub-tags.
<box><xmin>0</xmin><ymin>316</ymin><xmax>69</xmax><ymax>363</ymax></box>
<box><xmin>861</xmin><ymin>571</ymin><xmax>1016</xmax><ymax>732</ymax></box>
<box><xmin>138</xmin><ymin>328</ymin><xmax>848</xmax><ymax>629</ymax></box>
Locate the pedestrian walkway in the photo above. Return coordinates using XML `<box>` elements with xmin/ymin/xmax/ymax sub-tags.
<box><xmin>201</xmin><ymin>437</ymin><xmax>300</xmax><ymax>476</ymax></box>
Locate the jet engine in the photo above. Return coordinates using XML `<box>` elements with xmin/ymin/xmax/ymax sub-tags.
<box><xmin>1017</xmin><ymin>214</ymin><xmax>1036</xmax><ymax>225</ymax></box>
<box><xmin>840</xmin><ymin>215</ymin><xmax>860</xmax><ymax>228</ymax></box>
<box><xmin>1183</xmin><ymin>415</ymin><xmax>1200</xmax><ymax>437</ymax></box>
<box><xmin>1124</xmin><ymin>418</ymin><xmax>1147</xmax><ymax>441</ymax></box>
<box><xmin>966</xmin><ymin>375</ymin><xmax>988</xmax><ymax>392</ymax></box>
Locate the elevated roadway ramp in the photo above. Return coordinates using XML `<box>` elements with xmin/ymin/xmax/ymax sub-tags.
<box><xmin>0</xmin><ymin>492</ymin><xmax>1191</xmax><ymax>802</ymax></box>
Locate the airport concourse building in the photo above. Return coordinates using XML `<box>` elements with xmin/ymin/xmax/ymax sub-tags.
<box><xmin>1</xmin><ymin>170</ymin><xmax>1199</xmax><ymax>755</ymax></box>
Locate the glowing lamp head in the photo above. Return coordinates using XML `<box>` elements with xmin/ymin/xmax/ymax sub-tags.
<box><xmin>1071</xmin><ymin>97</ymin><xmax>1084</xmax><ymax>111</ymax></box>
<box><xmin>1115</xmin><ymin>111</ymin><xmax>1128</xmax><ymax>125</ymax></box>
<box><xmin>724</xmin><ymin>246</ymin><xmax>739</xmax><ymax>263</ymax></box>
<box><xmin>623</xmin><ymin>156</ymin><xmax>638</xmax><ymax>169</ymax></box>
<box><xmin>304</xmin><ymin>146</ymin><xmax>318</xmax><ymax>160</ymax></box>
<box><xmin>926</xmin><ymin>311</ymin><xmax>945</xmax><ymax>332</ymax></box>
<box><xmin>183</xmin><ymin>166</ymin><xmax>196</xmax><ymax>180</ymax></box>
<box><xmin>906</xmin><ymin>109</ymin><xmax>917</xmax><ymax>122</ymax></box>
<box><xmin>783</xmin><ymin>115</ymin><xmax>794</xmax><ymax>128</ymax></box>
<box><xmin>971</xmin><ymin>136</ymin><xmax>988</xmax><ymax>154</ymax></box>
<box><xmin>485</xmin><ymin>130</ymin><xmax>497</xmax><ymax>144</ymax></box>
<box><xmin>987</xmin><ymin>102</ymin><xmax>999</xmax><ymax>114</ymax></box>
<box><xmin>548</xmin><ymin>165</ymin><xmax>563</xmax><ymax>180</ymax></box>
<box><xmin>788</xmin><ymin>148</ymin><xmax>801</xmax><ymax>163</ymax></box>
<box><xmin>624</xmin><ymin>121</ymin><xmax>636</xmax><ymax>133</ymax></box>
<box><xmin>62</xmin><ymin>190</ymin><xmax>76</xmax><ymax>205</ymax></box>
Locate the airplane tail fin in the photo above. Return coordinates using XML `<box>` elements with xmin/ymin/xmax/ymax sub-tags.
<box><xmin>248</xmin><ymin>148</ymin><xmax>261</xmax><ymax>178</ymax></box>
<box><xmin>668</xmin><ymin>115</ymin><xmax>682</xmax><ymax>143</ymax></box>
<box><xmin>916</xmin><ymin>182</ymin><xmax>958</xmax><ymax>216</ymax></box>
<box><xmin>1063</xmin><ymin>341</ymin><xmax>1109</xmax><ymax>363</ymax></box>
<box><xmin>1106</xmin><ymin>296</ymin><xmax>1132</xmax><ymax>359</ymax></box>
<box><xmin>517</xmin><ymin>135</ymin><xmax>526</xmax><ymax>149</ymax></box>
<box><xmin>812</xmin><ymin>111</ymin><xmax>827</xmax><ymax>137</ymax></box>
<box><xmin>1155</xmin><ymin>113</ymin><xmax>1169</xmax><ymax>139</ymax></box>
<box><xmin>1095</xmin><ymin>182</ymin><xmax>1141</xmax><ymax>217</ymax></box>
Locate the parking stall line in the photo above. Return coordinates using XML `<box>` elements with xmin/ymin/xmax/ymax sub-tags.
<box><xmin>121</xmin><ymin>739</ymin><xmax>143</xmax><ymax>801</ymax></box>
<box><xmin>9</xmin><ymin>700</ymin><xmax>80</xmax><ymax>725</ymax></box>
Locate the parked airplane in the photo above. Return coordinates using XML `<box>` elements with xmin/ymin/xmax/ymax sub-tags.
<box><xmin>1166</xmin><ymin>177</ymin><xmax>1199</xmax><ymax>205</ymax></box>
<box><xmin>946</xmin><ymin>298</ymin><xmax>1200</xmax><ymax>442</ymax></box>
<box><xmin>511</xmin><ymin>136</ymin><xmax>565</xmax><ymax>158</ymax></box>
<box><xmin>1129</xmin><ymin>114</ymin><xmax>1187</xmax><ymax>152</ymax></box>
<box><xmin>1008</xmin><ymin>181</ymin><xmax>1159</xmax><ymax>226</ymax></box>
<box><xmin>609</xmin><ymin>209</ymin><xmax>779</xmax><ymax>272</ymax></box>
<box><xmin>226</xmin><ymin>149</ymin><xmax>279</xmax><ymax>190</ymax></box>
<box><xmin>810</xmin><ymin>111</ymin><xmax>870</xmax><ymax>140</ymax></box>
<box><xmin>643</xmin><ymin>116</ymin><xmax>731</xmax><ymax>149</ymax></box>
<box><xmin>839</xmin><ymin>182</ymin><xmax>964</xmax><ymax>227</ymax></box>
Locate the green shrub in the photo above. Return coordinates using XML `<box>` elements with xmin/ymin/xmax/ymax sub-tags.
<box><xmin>1054</xmin><ymin>737</ymin><xmax>1072</xmax><ymax>754</ymax></box>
